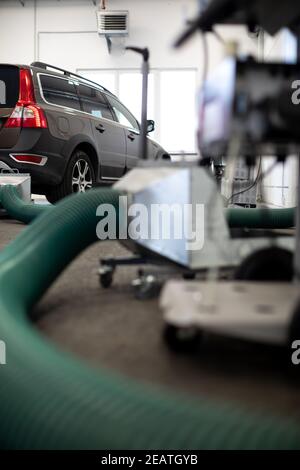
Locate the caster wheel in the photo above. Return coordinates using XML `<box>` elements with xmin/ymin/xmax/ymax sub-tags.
<box><xmin>235</xmin><ymin>247</ymin><xmax>293</xmax><ymax>282</ymax></box>
<box><xmin>99</xmin><ymin>270</ymin><xmax>114</xmax><ymax>288</ymax></box>
<box><xmin>132</xmin><ymin>276</ymin><xmax>160</xmax><ymax>300</ymax></box>
<box><xmin>163</xmin><ymin>324</ymin><xmax>202</xmax><ymax>353</ymax></box>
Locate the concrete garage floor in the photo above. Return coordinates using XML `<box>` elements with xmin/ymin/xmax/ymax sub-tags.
<box><xmin>1</xmin><ymin>217</ymin><xmax>300</xmax><ymax>423</ymax></box>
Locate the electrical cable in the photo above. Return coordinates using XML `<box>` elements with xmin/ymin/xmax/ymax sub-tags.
<box><xmin>227</xmin><ymin>158</ymin><xmax>282</xmax><ymax>204</ymax></box>
<box><xmin>227</xmin><ymin>157</ymin><xmax>262</xmax><ymax>204</ymax></box>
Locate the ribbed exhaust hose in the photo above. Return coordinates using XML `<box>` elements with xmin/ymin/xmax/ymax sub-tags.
<box><xmin>0</xmin><ymin>185</ymin><xmax>52</xmax><ymax>224</ymax></box>
<box><xmin>226</xmin><ymin>207</ymin><xmax>295</xmax><ymax>229</ymax></box>
<box><xmin>0</xmin><ymin>188</ymin><xmax>299</xmax><ymax>449</ymax></box>
<box><xmin>0</xmin><ymin>185</ymin><xmax>296</xmax><ymax>230</ymax></box>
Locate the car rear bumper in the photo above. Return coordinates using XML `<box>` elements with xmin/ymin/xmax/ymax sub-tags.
<box><xmin>0</xmin><ymin>155</ymin><xmax>63</xmax><ymax>188</ymax></box>
<box><xmin>0</xmin><ymin>129</ymin><xmax>68</xmax><ymax>191</ymax></box>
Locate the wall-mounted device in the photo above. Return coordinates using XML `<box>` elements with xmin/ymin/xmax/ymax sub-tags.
<box><xmin>96</xmin><ymin>8</ymin><xmax>129</xmax><ymax>53</ymax></box>
<box><xmin>97</xmin><ymin>10</ymin><xmax>129</xmax><ymax>36</ymax></box>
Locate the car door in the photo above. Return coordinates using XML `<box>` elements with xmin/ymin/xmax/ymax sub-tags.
<box><xmin>78</xmin><ymin>84</ymin><xmax>126</xmax><ymax>180</ymax></box>
<box><xmin>105</xmin><ymin>95</ymin><xmax>141</xmax><ymax>170</ymax></box>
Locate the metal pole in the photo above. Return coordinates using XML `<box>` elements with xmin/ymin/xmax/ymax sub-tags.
<box><xmin>126</xmin><ymin>47</ymin><xmax>150</xmax><ymax>160</ymax></box>
<box><xmin>140</xmin><ymin>53</ymin><xmax>149</xmax><ymax>160</ymax></box>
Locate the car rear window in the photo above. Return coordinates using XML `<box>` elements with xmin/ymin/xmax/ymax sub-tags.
<box><xmin>40</xmin><ymin>75</ymin><xmax>81</xmax><ymax>111</ymax></box>
<box><xmin>78</xmin><ymin>84</ymin><xmax>114</xmax><ymax>120</ymax></box>
<box><xmin>0</xmin><ymin>65</ymin><xmax>19</xmax><ymax>108</ymax></box>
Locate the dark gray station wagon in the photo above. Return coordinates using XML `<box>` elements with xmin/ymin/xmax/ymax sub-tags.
<box><xmin>0</xmin><ymin>62</ymin><xmax>169</xmax><ymax>202</ymax></box>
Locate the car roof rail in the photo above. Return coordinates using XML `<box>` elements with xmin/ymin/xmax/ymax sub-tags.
<box><xmin>30</xmin><ymin>61</ymin><xmax>112</xmax><ymax>94</ymax></box>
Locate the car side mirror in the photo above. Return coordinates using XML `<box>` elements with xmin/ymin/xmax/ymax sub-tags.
<box><xmin>147</xmin><ymin>120</ymin><xmax>155</xmax><ymax>133</ymax></box>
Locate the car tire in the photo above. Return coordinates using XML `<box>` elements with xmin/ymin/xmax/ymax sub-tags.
<box><xmin>46</xmin><ymin>150</ymin><xmax>96</xmax><ymax>203</ymax></box>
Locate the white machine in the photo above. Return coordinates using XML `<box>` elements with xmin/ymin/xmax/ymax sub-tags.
<box><xmin>157</xmin><ymin>0</ymin><xmax>300</xmax><ymax>358</ymax></box>
<box><xmin>160</xmin><ymin>280</ymin><xmax>299</xmax><ymax>352</ymax></box>
<box><xmin>98</xmin><ymin>163</ymin><xmax>294</xmax><ymax>298</ymax></box>
<box><xmin>115</xmin><ymin>165</ymin><xmax>294</xmax><ymax>271</ymax></box>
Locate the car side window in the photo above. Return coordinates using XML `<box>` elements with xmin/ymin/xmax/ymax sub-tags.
<box><xmin>40</xmin><ymin>75</ymin><xmax>81</xmax><ymax>111</ymax></box>
<box><xmin>106</xmin><ymin>95</ymin><xmax>139</xmax><ymax>132</ymax></box>
<box><xmin>79</xmin><ymin>85</ymin><xmax>114</xmax><ymax>120</ymax></box>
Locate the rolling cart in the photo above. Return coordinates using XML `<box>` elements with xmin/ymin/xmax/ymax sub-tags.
<box><xmin>98</xmin><ymin>47</ymin><xmax>203</xmax><ymax>299</ymax></box>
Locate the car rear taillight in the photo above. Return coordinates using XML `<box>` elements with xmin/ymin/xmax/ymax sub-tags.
<box><xmin>22</xmin><ymin>104</ymin><xmax>48</xmax><ymax>128</ymax></box>
<box><xmin>5</xmin><ymin>106</ymin><xmax>23</xmax><ymax>128</ymax></box>
<box><xmin>5</xmin><ymin>69</ymin><xmax>47</xmax><ymax>129</ymax></box>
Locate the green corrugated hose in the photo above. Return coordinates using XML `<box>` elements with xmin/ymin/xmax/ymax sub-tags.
<box><xmin>0</xmin><ymin>185</ymin><xmax>296</xmax><ymax>229</ymax></box>
<box><xmin>0</xmin><ymin>188</ymin><xmax>299</xmax><ymax>449</ymax></box>
<box><xmin>0</xmin><ymin>185</ymin><xmax>52</xmax><ymax>224</ymax></box>
<box><xmin>226</xmin><ymin>207</ymin><xmax>296</xmax><ymax>229</ymax></box>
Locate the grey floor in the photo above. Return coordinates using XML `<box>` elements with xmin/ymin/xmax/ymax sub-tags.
<box><xmin>1</xmin><ymin>217</ymin><xmax>300</xmax><ymax>422</ymax></box>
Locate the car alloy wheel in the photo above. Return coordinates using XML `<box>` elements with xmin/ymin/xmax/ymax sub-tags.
<box><xmin>72</xmin><ymin>159</ymin><xmax>93</xmax><ymax>193</ymax></box>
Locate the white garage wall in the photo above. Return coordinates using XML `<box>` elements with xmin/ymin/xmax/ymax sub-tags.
<box><xmin>0</xmin><ymin>0</ymin><xmax>258</xmax><ymax>71</ymax></box>
<box><xmin>0</xmin><ymin>0</ymin><xmax>35</xmax><ymax>63</ymax></box>
<box><xmin>0</xmin><ymin>0</ymin><xmax>260</xmax><ymax>155</ymax></box>
<box><xmin>0</xmin><ymin>0</ymin><xmax>205</xmax><ymax>70</ymax></box>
